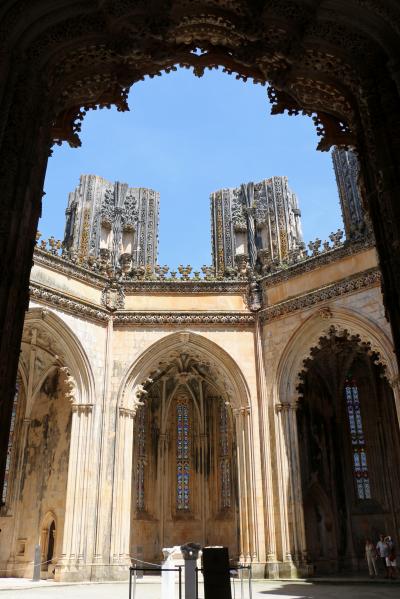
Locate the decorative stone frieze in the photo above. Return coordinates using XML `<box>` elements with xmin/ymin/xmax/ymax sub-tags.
<box><xmin>260</xmin><ymin>268</ymin><xmax>381</xmax><ymax>323</ymax></box>
<box><xmin>113</xmin><ymin>312</ymin><xmax>255</xmax><ymax>326</ymax></box>
<box><xmin>29</xmin><ymin>283</ymin><xmax>109</xmax><ymax>322</ymax></box>
<box><xmin>260</xmin><ymin>235</ymin><xmax>375</xmax><ymax>287</ymax></box>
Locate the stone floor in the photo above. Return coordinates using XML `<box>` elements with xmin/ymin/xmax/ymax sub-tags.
<box><xmin>0</xmin><ymin>579</ymin><xmax>399</xmax><ymax>599</ymax></box>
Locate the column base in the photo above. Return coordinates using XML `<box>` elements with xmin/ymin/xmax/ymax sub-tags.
<box><xmin>264</xmin><ymin>561</ymin><xmax>280</xmax><ymax>579</ymax></box>
<box><xmin>279</xmin><ymin>560</ymin><xmax>314</xmax><ymax>579</ymax></box>
<box><xmin>55</xmin><ymin>561</ymin><xmax>130</xmax><ymax>582</ymax></box>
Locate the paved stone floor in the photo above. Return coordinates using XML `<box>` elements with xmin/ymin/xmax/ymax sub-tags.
<box><xmin>0</xmin><ymin>579</ymin><xmax>399</xmax><ymax>599</ymax></box>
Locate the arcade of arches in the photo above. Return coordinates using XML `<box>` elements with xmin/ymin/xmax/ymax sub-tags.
<box><xmin>1</xmin><ymin>0</ymin><xmax>400</xmax><ymax>583</ymax></box>
<box><xmin>1</xmin><ymin>233</ymin><xmax>400</xmax><ymax>580</ymax></box>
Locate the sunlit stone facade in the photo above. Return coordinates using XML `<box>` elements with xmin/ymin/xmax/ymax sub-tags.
<box><xmin>0</xmin><ymin>169</ymin><xmax>399</xmax><ymax>582</ymax></box>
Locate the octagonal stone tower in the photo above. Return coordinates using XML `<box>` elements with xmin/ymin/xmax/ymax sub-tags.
<box><xmin>63</xmin><ymin>175</ymin><xmax>159</xmax><ymax>271</ymax></box>
<box><xmin>210</xmin><ymin>176</ymin><xmax>304</xmax><ymax>276</ymax></box>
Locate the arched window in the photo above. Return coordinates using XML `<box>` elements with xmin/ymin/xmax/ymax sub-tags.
<box><xmin>344</xmin><ymin>374</ymin><xmax>371</xmax><ymax>499</ymax></box>
<box><xmin>1</xmin><ymin>384</ymin><xmax>19</xmax><ymax>506</ymax></box>
<box><xmin>176</xmin><ymin>397</ymin><xmax>190</xmax><ymax>510</ymax></box>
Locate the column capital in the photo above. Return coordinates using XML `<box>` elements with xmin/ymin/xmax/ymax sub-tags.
<box><xmin>275</xmin><ymin>401</ymin><xmax>299</xmax><ymax>413</ymax></box>
<box><xmin>71</xmin><ymin>403</ymin><xmax>93</xmax><ymax>414</ymax></box>
<box><xmin>118</xmin><ymin>405</ymin><xmax>136</xmax><ymax>418</ymax></box>
<box><xmin>232</xmin><ymin>405</ymin><xmax>251</xmax><ymax>417</ymax></box>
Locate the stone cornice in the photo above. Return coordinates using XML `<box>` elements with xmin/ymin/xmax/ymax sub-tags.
<box><xmin>122</xmin><ymin>281</ymin><xmax>248</xmax><ymax>293</ymax></box>
<box><xmin>260</xmin><ymin>267</ymin><xmax>381</xmax><ymax>323</ymax></box>
<box><xmin>33</xmin><ymin>248</ymin><xmax>247</xmax><ymax>293</ymax></box>
<box><xmin>29</xmin><ymin>283</ymin><xmax>109</xmax><ymax>322</ymax></box>
<box><xmin>34</xmin><ymin>248</ymin><xmax>107</xmax><ymax>288</ymax></box>
<box><xmin>34</xmin><ymin>237</ymin><xmax>375</xmax><ymax>295</ymax></box>
<box><xmin>29</xmin><ymin>282</ymin><xmax>254</xmax><ymax>325</ymax></box>
<box><xmin>261</xmin><ymin>236</ymin><xmax>375</xmax><ymax>288</ymax></box>
<box><xmin>29</xmin><ymin>268</ymin><xmax>381</xmax><ymax>326</ymax></box>
<box><xmin>113</xmin><ymin>312</ymin><xmax>255</xmax><ymax>326</ymax></box>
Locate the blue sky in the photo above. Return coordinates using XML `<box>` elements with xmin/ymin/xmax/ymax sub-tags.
<box><xmin>42</xmin><ymin>68</ymin><xmax>342</xmax><ymax>270</ymax></box>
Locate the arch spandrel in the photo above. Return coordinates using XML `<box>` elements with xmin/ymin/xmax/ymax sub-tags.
<box><xmin>275</xmin><ymin>307</ymin><xmax>398</xmax><ymax>405</ymax></box>
<box><xmin>21</xmin><ymin>307</ymin><xmax>95</xmax><ymax>407</ymax></box>
<box><xmin>117</xmin><ymin>331</ymin><xmax>251</xmax><ymax>413</ymax></box>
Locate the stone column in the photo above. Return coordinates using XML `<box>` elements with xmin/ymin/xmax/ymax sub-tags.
<box><xmin>200</xmin><ymin>432</ymin><xmax>208</xmax><ymax>546</ymax></box>
<box><xmin>357</xmin><ymin>81</ymin><xmax>400</xmax><ymax>364</ymax></box>
<box><xmin>158</xmin><ymin>377</ymin><xmax>169</xmax><ymax>549</ymax></box>
<box><xmin>388</xmin><ymin>374</ymin><xmax>400</xmax><ymax>429</ymax></box>
<box><xmin>254</xmin><ymin>317</ymin><xmax>278</xmax><ymax>576</ymax></box>
<box><xmin>198</xmin><ymin>379</ymin><xmax>207</xmax><ymax>546</ymax></box>
<box><xmin>234</xmin><ymin>406</ymin><xmax>257</xmax><ymax>563</ymax></box>
<box><xmin>8</xmin><ymin>417</ymin><xmax>31</xmax><ymax>566</ymax></box>
<box><xmin>57</xmin><ymin>403</ymin><xmax>94</xmax><ymax>580</ymax></box>
<box><xmin>93</xmin><ymin>315</ymin><xmax>113</xmax><ymax>567</ymax></box>
<box><xmin>275</xmin><ymin>402</ymin><xmax>307</xmax><ymax>572</ymax></box>
<box><xmin>110</xmin><ymin>405</ymin><xmax>136</xmax><ymax>569</ymax></box>
<box><xmin>158</xmin><ymin>432</ymin><xmax>169</xmax><ymax>550</ymax></box>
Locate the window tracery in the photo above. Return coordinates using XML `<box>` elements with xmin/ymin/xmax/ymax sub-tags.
<box><xmin>176</xmin><ymin>397</ymin><xmax>190</xmax><ymax>510</ymax></box>
<box><xmin>344</xmin><ymin>375</ymin><xmax>371</xmax><ymax>500</ymax></box>
<box><xmin>1</xmin><ymin>384</ymin><xmax>19</xmax><ymax>505</ymax></box>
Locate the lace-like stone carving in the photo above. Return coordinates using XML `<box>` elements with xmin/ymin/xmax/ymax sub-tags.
<box><xmin>63</xmin><ymin>175</ymin><xmax>159</xmax><ymax>271</ymax></box>
<box><xmin>210</xmin><ymin>176</ymin><xmax>304</xmax><ymax>276</ymax></box>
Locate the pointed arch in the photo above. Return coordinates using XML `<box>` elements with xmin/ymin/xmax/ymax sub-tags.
<box><xmin>275</xmin><ymin>307</ymin><xmax>397</xmax><ymax>406</ymax></box>
<box><xmin>117</xmin><ymin>331</ymin><xmax>251</xmax><ymax>411</ymax></box>
<box><xmin>23</xmin><ymin>307</ymin><xmax>95</xmax><ymax>404</ymax></box>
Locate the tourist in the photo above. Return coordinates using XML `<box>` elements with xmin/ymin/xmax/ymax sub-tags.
<box><xmin>365</xmin><ymin>538</ymin><xmax>378</xmax><ymax>577</ymax></box>
<box><xmin>376</xmin><ymin>534</ymin><xmax>389</xmax><ymax>577</ymax></box>
<box><xmin>385</xmin><ymin>536</ymin><xmax>397</xmax><ymax>579</ymax></box>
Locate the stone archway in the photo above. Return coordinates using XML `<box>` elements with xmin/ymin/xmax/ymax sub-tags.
<box><xmin>39</xmin><ymin>512</ymin><xmax>57</xmax><ymax>579</ymax></box>
<box><xmin>273</xmin><ymin>308</ymin><xmax>399</xmax><ymax>574</ymax></box>
<box><xmin>1</xmin><ymin>0</ymin><xmax>400</xmax><ymax>509</ymax></box>
<box><xmin>130</xmin><ymin>353</ymin><xmax>240</xmax><ymax>563</ymax></box>
<box><xmin>0</xmin><ymin>307</ymin><xmax>96</xmax><ymax>581</ymax></box>
<box><xmin>296</xmin><ymin>330</ymin><xmax>400</xmax><ymax>574</ymax></box>
<box><xmin>110</xmin><ymin>331</ymin><xmax>258</xmax><ymax>574</ymax></box>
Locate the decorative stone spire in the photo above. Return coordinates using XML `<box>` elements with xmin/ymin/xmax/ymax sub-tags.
<box><xmin>210</xmin><ymin>176</ymin><xmax>304</xmax><ymax>276</ymax></box>
<box><xmin>332</xmin><ymin>147</ymin><xmax>368</xmax><ymax>240</ymax></box>
<box><xmin>63</xmin><ymin>175</ymin><xmax>159</xmax><ymax>271</ymax></box>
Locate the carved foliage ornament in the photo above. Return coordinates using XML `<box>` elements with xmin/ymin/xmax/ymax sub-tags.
<box><xmin>296</xmin><ymin>325</ymin><xmax>389</xmax><ymax>396</ymax></box>
<box><xmin>8</xmin><ymin>1</ymin><xmax>390</xmax><ymax>149</ymax></box>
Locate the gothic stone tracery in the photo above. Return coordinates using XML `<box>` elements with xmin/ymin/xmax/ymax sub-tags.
<box><xmin>1</xmin><ymin>0</ymin><xmax>400</xmax><ymax>575</ymax></box>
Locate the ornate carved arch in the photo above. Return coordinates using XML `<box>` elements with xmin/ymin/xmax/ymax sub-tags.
<box><xmin>22</xmin><ymin>307</ymin><xmax>95</xmax><ymax>407</ymax></box>
<box><xmin>117</xmin><ymin>330</ymin><xmax>251</xmax><ymax>413</ymax></box>
<box><xmin>1</xmin><ymin>0</ymin><xmax>398</xmax><ymax>151</ymax></box>
<box><xmin>276</xmin><ymin>307</ymin><xmax>397</xmax><ymax>406</ymax></box>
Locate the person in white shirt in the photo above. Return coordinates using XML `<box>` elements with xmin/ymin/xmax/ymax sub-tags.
<box><xmin>376</xmin><ymin>534</ymin><xmax>389</xmax><ymax>578</ymax></box>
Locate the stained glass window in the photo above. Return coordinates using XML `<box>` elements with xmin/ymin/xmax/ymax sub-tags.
<box><xmin>136</xmin><ymin>404</ymin><xmax>146</xmax><ymax>510</ymax></box>
<box><xmin>345</xmin><ymin>375</ymin><xmax>371</xmax><ymax>499</ymax></box>
<box><xmin>176</xmin><ymin>398</ymin><xmax>190</xmax><ymax>510</ymax></box>
<box><xmin>1</xmin><ymin>384</ymin><xmax>19</xmax><ymax>505</ymax></box>
<box><xmin>219</xmin><ymin>401</ymin><xmax>231</xmax><ymax>508</ymax></box>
